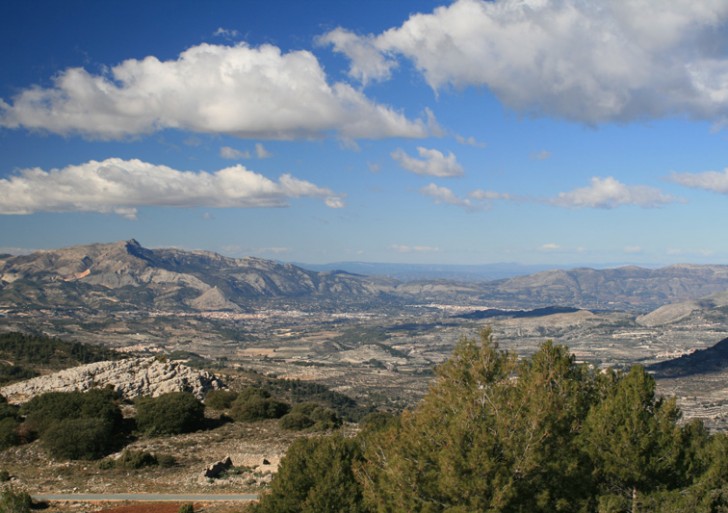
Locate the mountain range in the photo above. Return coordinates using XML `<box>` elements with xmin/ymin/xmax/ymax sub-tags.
<box><xmin>3</xmin><ymin>240</ymin><xmax>728</xmax><ymax>314</ymax></box>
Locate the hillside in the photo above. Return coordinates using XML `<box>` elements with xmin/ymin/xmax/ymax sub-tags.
<box><xmin>485</xmin><ymin>265</ymin><xmax>728</xmax><ymax>311</ymax></box>
<box><xmin>4</xmin><ymin>241</ymin><xmax>728</xmax><ymax>315</ymax></box>
<box><xmin>0</xmin><ymin>239</ymin><xmax>397</xmax><ymax>312</ymax></box>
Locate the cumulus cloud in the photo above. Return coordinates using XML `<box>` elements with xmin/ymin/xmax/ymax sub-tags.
<box><xmin>0</xmin><ymin>43</ymin><xmax>430</xmax><ymax>140</ymax></box>
<box><xmin>316</xmin><ymin>28</ymin><xmax>398</xmax><ymax>85</ymax></box>
<box><xmin>420</xmin><ymin>183</ymin><xmax>509</xmax><ymax>210</ymax></box>
<box><xmin>0</xmin><ymin>158</ymin><xmax>344</xmax><ymax>219</ymax></box>
<box><xmin>220</xmin><ymin>146</ymin><xmax>250</xmax><ymax>160</ymax></box>
<box><xmin>552</xmin><ymin>176</ymin><xmax>676</xmax><ymax>209</ymax></box>
<box><xmin>669</xmin><ymin>168</ymin><xmax>728</xmax><ymax>193</ymax></box>
<box><xmin>322</xmin><ymin>0</ymin><xmax>728</xmax><ymax>124</ymax></box>
<box><xmin>392</xmin><ymin>147</ymin><xmax>464</xmax><ymax>177</ymax></box>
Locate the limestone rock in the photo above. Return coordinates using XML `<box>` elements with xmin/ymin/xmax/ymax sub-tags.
<box><xmin>0</xmin><ymin>357</ymin><xmax>224</xmax><ymax>404</ymax></box>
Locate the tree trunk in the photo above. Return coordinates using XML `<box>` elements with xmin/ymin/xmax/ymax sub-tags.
<box><xmin>631</xmin><ymin>485</ymin><xmax>638</xmax><ymax>513</ymax></box>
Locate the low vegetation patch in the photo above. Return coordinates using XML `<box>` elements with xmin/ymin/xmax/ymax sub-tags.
<box><xmin>135</xmin><ymin>392</ymin><xmax>205</xmax><ymax>436</ymax></box>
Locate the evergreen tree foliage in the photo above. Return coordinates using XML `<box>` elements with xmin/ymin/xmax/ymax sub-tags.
<box><xmin>204</xmin><ymin>389</ymin><xmax>238</xmax><ymax>410</ymax></box>
<box><xmin>0</xmin><ymin>487</ymin><xmax>31</xmax><ymax>513</ymax></box>
<box><xmin>20</xmin><ymin>388</ymin><xmax>122</xmax><ymax>436</ymax></box>
<box><xmin>360</xmin><ymin>330</ymin><xmax>598</xmax><ymax>512</ymax></box>
<box><xmin>42</xmin><ymin>417</ymin><xmax>116</xmax><ymax>460</ymax></box>
<box><xmin>254</xmin><ymin>435</ymin><xmax>369</xmax><ymax>513</ymax></box>
<box><xmin>135</xmin><ymin>392</ymin><xmax>205</xmax><ymax>435</ymax></box>
<box><xmin>230</xmin><ymin>391</ymin><xmax>290</xmax><ymax>422</ymax></box>
<box><xmin>236</xmin><ymin>330</ymin><xmax>728</xmax><ymax>512</ymax></box>
<box><xmin>579</xmin><ymin>366</ymin><xmax>684</xmax><ymax>512</ymax></box>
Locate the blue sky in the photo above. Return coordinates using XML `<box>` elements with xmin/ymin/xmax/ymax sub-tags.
<box><xmin>2</xmin><ymin>0</ymin><xmax>728</xmax><ymax>266</ymax></box>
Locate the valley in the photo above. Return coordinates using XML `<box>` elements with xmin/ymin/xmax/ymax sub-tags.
<box><xmin>3</xmin><ymin>240</ymin><xmax>728</xmax><ymax>428</ymax></box>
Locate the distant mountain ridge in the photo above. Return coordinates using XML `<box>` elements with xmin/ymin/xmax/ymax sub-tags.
<box><xmin>0</xmin><ymin>239</ymin><xmax>397</xmax><ymax>312</ymax></box>
<box><xmin>3</xmin><ymin>240</ymin><xmax>728</xmax><ymax>314</ymax></box>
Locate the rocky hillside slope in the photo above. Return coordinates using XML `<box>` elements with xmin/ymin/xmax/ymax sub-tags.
<box><xmin>3</xmin><ymin>240</ymin><xmax>728</xmax><ymax>314</ymax></box>
<box><xmin>0</xmin><ymin>357</ymin><xmax>224</xmax><ymax>404</ymax></box>
<box><xmin>0</xmin><ymin>239</ymin><xmax>397</xmax><ymax>312</ymax></box>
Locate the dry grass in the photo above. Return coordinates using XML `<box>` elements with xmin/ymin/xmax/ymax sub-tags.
<box><xmin>0</xmin><ymin>418</ymin><xmax>314</xmax><ymax>496</ymax></box>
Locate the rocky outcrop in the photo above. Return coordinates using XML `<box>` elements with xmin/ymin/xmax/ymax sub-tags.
<box><xmin>203</xmin><ymin>456</ymin><xmax>233</xmax><ymax>479</ymax></box>
<box><xmin>0</xmin><ymin>357</ymin><xmax>224</xmax><ymax>404</ymax></box>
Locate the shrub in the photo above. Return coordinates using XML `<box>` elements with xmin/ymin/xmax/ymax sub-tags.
<box><xmin>279</xmin><ymin>412</ymin><xmax>315</xmax><ymax>431</ymax></box>
<box><xmin>204</xmin><ymin>390</ymin><xmax>238</xmax><ymax>410</ymax></box>
<box><xmin>278</xmin><ymin>403</ymin><xmax>342</xmax><ymax>431</ymax></box>
<box><xmin>178</xmin><ymin>503</ymin><xmax>194</xmax><ymax>513</ymax></box>
<box><xmin>135</xmin><ymin>392</ymin><xmax>205</xmax><ymax>435</ymax></box>
<box><xmin>0</xmin><ymin>486</ymin><xmax>32</xmax><ymax>513</ymax></box>
<box><xmin>0</xmin><ymin>402</ymin><xmax>19</xmax><ymax>422</ymax></box>
<box><xmin>253</xmin><ymin>436</ymin><xmax>367</xmax><ymax>513</ymax></box>
<box><xmin>157</xmin><ymin>453</ymin><xmax>177</xmax><ymax>467</ymax></box>
<box><xmin>0</xmin><ymin>418</ymin><xmax>20</xmax><ymax>450</ymax></box>
<box><xmin>230</xmin><ymin>396</ymin><xmax>289</xmax><ymax>422</ymax></box>
<box><xmin>42</xmin><ymin>417</ymin><xmax>116</xmax><ymax>460</ymax></box>
<box><xmin>20</xmin><ymin>389</ymin><xmax>122</xmax><ymax>437</ymax></box>
<box><xmin>0</xmin><ymin>470</ymin><xmax>10</xmax><ymax>482</ymax></box>
<box><xmin>236</xmin><ymin>387</ymin><xmax>271</xmax><ymax>402</ymax></box>
<box><xmin>119</xmin><ymin>449</ymin><xmax>158</xmax><ymax>469</ymax></box>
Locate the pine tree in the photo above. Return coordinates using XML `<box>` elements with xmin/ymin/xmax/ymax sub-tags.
<box><xmin>578</xmin><ymin>366</ymin><xmax>682</xmax><ymax>513</ymax></box>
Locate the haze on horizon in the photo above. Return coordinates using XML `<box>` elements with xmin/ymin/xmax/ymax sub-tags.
<box><xmin>2</xmin><ymin>0</ymin><xmax>728</xmax><ymax>267</ymax></box>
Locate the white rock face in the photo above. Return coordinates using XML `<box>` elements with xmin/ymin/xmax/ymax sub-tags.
<box><xmin>0</xmin><ymin>357</ymin><xmax>224</xmax><ymax>404</ymax></box>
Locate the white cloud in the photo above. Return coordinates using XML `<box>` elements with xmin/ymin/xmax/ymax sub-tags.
<box><xmin>213</xmin><ymin>27</ymin><xmax>240</xmax><ymax>39</ymax></box>
<box><xmin>0</xmin><ymin>158</ymin><xmax>344</xmax><ymax>218</ymax></box>
<box><xmin>391</xmin><ymin>244</ymin><xmax>439</xmax><ymax>254</ymax></box>
<box><xmin>469</xmin><ymin>189</ymin><xmax>511</xmax><ymax>201</ymax></box>
<box><xmin>368</xmin><ymin>162</ymin><xmax>381</xmax><ymax>173</ymax></box>
<box><xmin>220</xmin><ymin>146</ymin><xmax>250</xmax><ymax>160</ymax></box>
<box><xmin>531</xmin><ymin>150</ymin><xmax>552</xmax><ymax>161</ymax></box>
<box><xmin>455</xmin><ymin>134</ymin><xmax>486</xmax><ymax>148</ymax></box>
<box><xmin>392</xmin><ymin>147</ymin><xmax>464</xmax><ymax>177</ymax></box>
<box><xmin>322</xmin><ymin>0</ymin><xmax>728</xmax><ymax>124</ymax></box>
<box><xmin>552</xmin><ymin>177</ymin><xmax>676</xmax><ymax>209</ymax></box>
<box><xmin>669</xmin><ymin>168</ymin><xmax>728</xmax><ymax>193</ymax></box>
<box><xmin>539</xmin><ymin>243</ymin><xmax>561</xmax><ymax>252</ymax></box>
<box><xmin>420</xmin><ymin>183</ymin><xmax>508</xmax><ymax>210</ymax></box>
<box><xmin>316</xmin><ymin>28</ymin><xmax>398</xmax><ymax>85</ymax></box>
<box><xmin>0</xmin><ymin>43</ymin><xmax>430</xmax><ymax>140</ymax></box>
<box><xmin>255</xmin><ymin>143</ymin><xmax>272</xmax><ymax>159</ymax></box>
<box><xmin>420</xmin><ymin>183</ymin><xmax>471</xmax><ymax>208</ymax></box>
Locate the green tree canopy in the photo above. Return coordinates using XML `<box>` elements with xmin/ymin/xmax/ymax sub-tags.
<box><xmin>135</xmin><ymin>392</ymin><xmax>205</xmax><ymax>436</ymax></box>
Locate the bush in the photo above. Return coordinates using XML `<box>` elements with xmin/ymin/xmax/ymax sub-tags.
<box><xmin>20</xmin><ymin>389</ymin><xmax>122</xmax><ymax>437</ymax></box>
<box><xmin>279</xmin><ymin>412</ymin><xmax>315</xmax><ymax>431</ymax></box>
<box><xmin>278</xmin><ymin>403</ymin><xmax>342</xmax><ymax>431</ymax></box>
<box><xmin>157</xmin><ymin>453</ymin><xmax>177</xmax><ymax>467</ymax></box>
<box><xmin>230</xmin><ymin>396</ymin><xmax>289</xmax><ymax>422</ymax></box>
<box><xmin>42</xmin><ymin>417</ymin><xmax>116</xmax><ymax>460</ymax></box>
<box><xmin>252</xmin><ymin>436</ymin><xmax>367</xmax><ymax>513</ymax></box>
<box><xmin>0</xmin><ymin>418</ymin><xmax>20</xmax><ymax>450</ymax></box>
<box><xmin>178</xmin><ymin>503</ymin><xmax>194</xmax><ymax>513</ymax></box>
<box><xmin>135</xmin><ymin>392</ymin><xmax>205</xmax><ymax>435</ymax></box>
<box><xmin>236</xmin><ymin>387</ymin><xmax>271</xmax><ymax>402</ymax></box>
<box><xmin>119</xmin><ymin>449</ymin><xmax>158</xmax><ymax>469</ymax></box>
<box><xmin>0</xmin><ymin>470</ymin><xmax>10</xmax><ymax>482</ymax></box>
<box><xmin>204</xmin><ymin>390</ymin><xmax>238</xmax><ymax>410</ymax></box>
<box><xmin>0</xmin><ymin>402</ymin><xmax>19</xmax><ymax>422</ymax></box>
<box><xmin>0</xmin><ymin>486</ymin><xmax>32</xmax><ymax>513</ymax></box>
